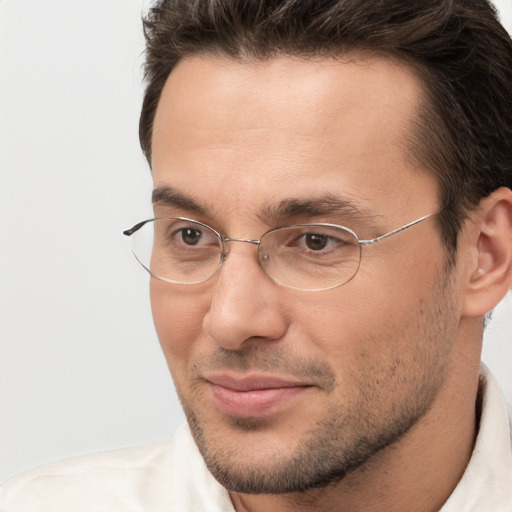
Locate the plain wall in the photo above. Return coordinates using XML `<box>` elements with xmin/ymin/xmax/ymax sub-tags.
<box><xmin>1</xmin><ymin>0</ymin><xmax>511</xmax><ymax>484</ymax></box>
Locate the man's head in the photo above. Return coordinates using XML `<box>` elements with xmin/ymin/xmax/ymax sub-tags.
<box><xmin>136</xmin><ymin>0</ymin><xmax>512</xmax><ymax>506</ymax></box>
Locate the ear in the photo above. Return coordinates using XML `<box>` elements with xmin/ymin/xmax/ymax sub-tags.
<box><xmin>462</xmin><ymin>187</ymin><xmax>512</xmax><ymax>317</ymax></box>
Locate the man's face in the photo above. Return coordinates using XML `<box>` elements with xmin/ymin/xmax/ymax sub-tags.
<box><xmin>150</xmin><ymin>55</ymin><xmax>462</xmax><ymax>492</ymax></box>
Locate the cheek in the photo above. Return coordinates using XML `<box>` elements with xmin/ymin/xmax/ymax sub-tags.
<box><xmin>150</xmin><ymin>279</ymin><xmax>209</xmax><ymax>365</ymax></box>
<box><xmin>290</xmin><ymin>252</ymin><xmax>447</xmax><ymax>367</ymax></box>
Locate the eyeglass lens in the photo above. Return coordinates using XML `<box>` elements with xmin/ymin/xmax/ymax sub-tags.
<box><xmin>129</xmin><ymin>218</ymin><xmax>362</xmax><ymax>290</ymax></box>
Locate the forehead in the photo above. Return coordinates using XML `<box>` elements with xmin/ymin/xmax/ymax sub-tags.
<box><xmin>151</xmin><ymin>55</ymin><xmax>437</xmax><ymax>221</ymax></box>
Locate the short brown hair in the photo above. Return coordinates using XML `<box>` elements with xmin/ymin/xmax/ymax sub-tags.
<box><xmin>140</xmin><ymin>0</ymin><xmax>512</xmax><ymax>251</ymax></box>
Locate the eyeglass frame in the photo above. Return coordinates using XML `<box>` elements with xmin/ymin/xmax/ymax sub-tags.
<box><xmin>123</xmin><ymin>208</ymin><xmax>443</xmax><ymax>291</ymax></box>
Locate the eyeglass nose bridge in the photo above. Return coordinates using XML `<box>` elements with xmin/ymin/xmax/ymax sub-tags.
<box><xmin>220</xmin><ymin>236</ymin><xmax>262</xmax><ymax>262</ymax></box>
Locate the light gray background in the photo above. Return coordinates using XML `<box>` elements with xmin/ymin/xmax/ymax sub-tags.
<box><xmin>1</xmin><ymin>0</ymin><xmax>511</xmax><ymax>484</ymax></box>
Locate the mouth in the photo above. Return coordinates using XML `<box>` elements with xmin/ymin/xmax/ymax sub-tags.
<box><xmin>204</xmin><ymin>373</ymin><xmax>314</xmax><ymax>418</ymax></box>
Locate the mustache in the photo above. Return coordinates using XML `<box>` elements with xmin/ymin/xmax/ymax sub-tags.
<box><xmin>189</xmin><ymin>346</ymin><xmax>336</xmax><ymax>391</ymax></box>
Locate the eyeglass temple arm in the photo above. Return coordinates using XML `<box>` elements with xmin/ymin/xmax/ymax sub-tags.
<box><xmin>358</xmin><ymin>211</ymin><xmax>441</xmax><ymax>246</ymax></box>
<box><xmin>123</xmin><ymin>219</ymin><xmax>154</xmax><ymax>237</ymax></box>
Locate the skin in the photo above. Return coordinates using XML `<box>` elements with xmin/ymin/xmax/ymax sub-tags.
<box><xmin>149</xmin><ymin>55</ymin><xmax>496</xmax><ymax>511</ymax></box>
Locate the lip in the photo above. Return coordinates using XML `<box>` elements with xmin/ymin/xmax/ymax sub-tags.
<box><xmin>205</xmin><ymin>374</ymin><xmax>313</xmax><ymax>418</ymax></box>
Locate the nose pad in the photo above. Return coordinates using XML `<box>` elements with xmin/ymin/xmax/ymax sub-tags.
<box><xmin>218</xmin><ymin>237</ymin><xmax>262</xmax><ymax>275</ymax></box>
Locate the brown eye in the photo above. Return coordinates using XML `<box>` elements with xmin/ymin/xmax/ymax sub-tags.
<box><xmin>304</xmin><ymin>233</ymin><xmax>328</xmax><ymax>251</ymax></box>
<box><xmin>180</xmin><ymin>228</ymin><xmax>203</xmax><ymax>245</ymax></box>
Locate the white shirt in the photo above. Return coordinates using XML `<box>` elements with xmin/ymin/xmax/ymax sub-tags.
<box><xmin>1</xmin><ymin>365</ymin><xmax>510</xmax><ymax>511</ymax></box>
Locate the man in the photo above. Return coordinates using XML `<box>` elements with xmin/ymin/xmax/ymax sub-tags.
<box><xmin>1</xmin><ymin>0</ymin><xmax>511</xmax><ymax>510</ymax></box>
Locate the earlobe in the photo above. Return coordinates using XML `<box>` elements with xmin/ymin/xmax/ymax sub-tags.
<box><xmin>462</xmin><ymin>187</ymin><xmax>512</xmax><ymax>317</ymax></box>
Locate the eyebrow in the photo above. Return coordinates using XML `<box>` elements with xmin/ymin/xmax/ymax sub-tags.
<box><xmin>152</xmin><ymin>185</ymin><xmax>210</xmax><ymax>216</ymax></box>
<box><xmin>152</xmin><ymin>185</ymin><xmax>378</xmax><ymax>227</ymax></box>
<box><xmin>259</xmin><ymin>195</ymin><xmax>378</xmax><ymax>226</ymax></box>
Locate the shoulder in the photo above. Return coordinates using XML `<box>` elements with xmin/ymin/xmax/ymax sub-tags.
<box><xmin>0</xmin><ymin>425</ymin><xmax>233</xmax><ymax>512</ymax></box>
<box><xmin>0</xmin><ymin>436</ymin><xmax>175</xmax><ymax>511</ymax></box>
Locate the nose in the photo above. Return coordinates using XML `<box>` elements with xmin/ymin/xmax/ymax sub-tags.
<box><xmin>202</xmin><ymin>243</ymin><xmax>288</xmax><ymax>350</ymax></box>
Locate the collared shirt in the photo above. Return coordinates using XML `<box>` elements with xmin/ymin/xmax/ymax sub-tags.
<box><xmin>1</xmin><ymin>365</ymin><xmax>510</xmax><ymax>511</ymax></box>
